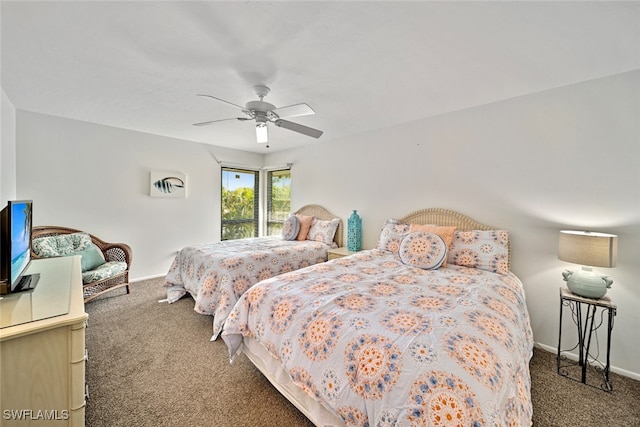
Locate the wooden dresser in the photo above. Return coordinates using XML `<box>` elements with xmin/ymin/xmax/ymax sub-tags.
<box><xmin>1</xmin><ymin>257</ymin><xmax>88</xmax><ymax>427</ymax></box>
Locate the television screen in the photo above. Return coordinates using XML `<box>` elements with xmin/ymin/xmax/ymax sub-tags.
<box><xmin>1</xmin><ymin>200</ymin><xmax>37</xmax><ymax>293</ymax></box>
<box><xmin>10</xmin><ymin>200</ymin><xmax>32</xmax><ymax>287</ymax></box>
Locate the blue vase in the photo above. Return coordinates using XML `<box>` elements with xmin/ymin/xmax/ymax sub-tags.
<box><xmin>347</xmin><ymin>210</ymin><xmax>362</xmax><ymax>251</ymax></box>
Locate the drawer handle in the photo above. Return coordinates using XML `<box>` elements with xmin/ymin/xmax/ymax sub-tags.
<box><xmin>85</xmin><ymin>384</ymin><xmax>90</xmax><ymax>400</ymax></box>
<box><xmin>71</xmin><ymin>400</ymin><xmax>87</xmax><ymax>411</ymax></box>
<box><xmin>84</xmin><ymin>349</ymin><xmax>89</xmax><ymax>361</ymax></box>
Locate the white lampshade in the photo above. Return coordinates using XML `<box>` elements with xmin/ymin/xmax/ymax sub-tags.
<box><xmin>558</xmin><ymin>230</ymin><xmax>617</xmax><ymax>268</ymax></box>
<box><xmin>558</xmin><ymin>230</ymin><xmax>617</xmax><ymax>299</ymax></box>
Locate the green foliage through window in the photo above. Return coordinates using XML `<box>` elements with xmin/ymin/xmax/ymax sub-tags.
<box><xmin>220</xmin><ymin>167</ymin><xmax>291</xmax><ymax>240</ymax></box>
<box><xmin>221</xmin><ymin>168</ymin><xmax>258</xmax><ymax>240</ymax></box>
<box><xmin>267</xmin><ymin>169</ymin><xmax>291</xmax><ymax>236</ymax></box>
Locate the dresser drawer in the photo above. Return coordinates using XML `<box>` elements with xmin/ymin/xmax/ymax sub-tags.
<box><xmin>1</xmin><ymin>257</ymin><xmax>87</xmax><ymax>427</ymax></box>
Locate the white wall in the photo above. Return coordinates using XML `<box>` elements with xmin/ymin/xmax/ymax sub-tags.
<box><xmin>16</xmin><ymin>111</ymin><xmax>263</xmax><ymax>280</ymax></box>
<box><xmin>1</xmin><ymin>87</ymin><xmax>17</xmax><ymax>204</ymax></box>
<box><xmin>266</xmin><ymin>70</ymin><xmax>640</xmax><ymax>378</ymax></box>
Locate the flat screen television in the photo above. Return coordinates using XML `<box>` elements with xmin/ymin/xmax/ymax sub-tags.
<box><xmin>0</xmin><ymin>200</ymin><xmax>39</xmax><ymax>293</ymax></box>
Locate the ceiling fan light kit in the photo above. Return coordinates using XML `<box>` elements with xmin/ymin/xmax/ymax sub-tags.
<box><xmin>194</xmin><ymin>85</ymin><xmax>323</xmax><ymax>145</ymax></box>
<box><xmin>255</xmin><ymin>116</ymin><xmax>269</xmax><ymax>144</ymax></box>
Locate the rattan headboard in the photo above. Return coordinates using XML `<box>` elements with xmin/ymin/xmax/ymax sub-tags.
<box><xmin>295</xmin><ymin>204</ymin><xmax>343</xmax><ymax>247</ymax></box>
<box><xmin>397</xmin><ymin>208</ymin><xmax>511</xmax><ymax>269</ymax></box>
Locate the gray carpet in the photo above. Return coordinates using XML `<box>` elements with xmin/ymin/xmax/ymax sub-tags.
<box><xmin>85</xmin><ymin>278</ymin><xmax>640</xmax><ymax>427</ymax></box>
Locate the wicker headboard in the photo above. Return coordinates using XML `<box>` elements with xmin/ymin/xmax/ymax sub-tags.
<box><xmin>397</xmin><ymin>208</ymin><xmax>511</xmax><ymax>269</ymax></box>
<box><xmin>295</xmin><ymin>204</ymin><xmax>343</xmax><ymax>247</ymax></box>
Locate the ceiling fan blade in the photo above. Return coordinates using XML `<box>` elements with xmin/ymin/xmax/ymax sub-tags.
<box><xmin>274</xmin><ymin>119</ymin><xmax>323</xmax><ymax>139</ymax></box>
<box><xmin>271</xmin><ymin>103</ymin><xmax>315</xmax><ymax>119</ymax></box>
<box><xmin>193</xmin><ymin>117</ymin><xmax>250</xmax><ymax>127</ymax></box>
<box><xmin>197</xmin><ymin>94</ymin><xmax>245</xmax><ymax>110</ymax></box>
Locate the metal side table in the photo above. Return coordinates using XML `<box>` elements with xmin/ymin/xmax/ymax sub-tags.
<box><xmin>557</xmin><ymin>287</ymin><xmax>617</xmax><ymax>391</ymax></box>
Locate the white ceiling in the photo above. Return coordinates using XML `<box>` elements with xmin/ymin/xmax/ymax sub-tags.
<box><xmin>2</xmin><ymin>1</ymin><xmax>639</xmax><ymax>153</ymax></box>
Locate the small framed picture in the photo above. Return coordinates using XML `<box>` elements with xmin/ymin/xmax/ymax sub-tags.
<box><xmin>150</xmin><ymin>171</ymin><xmax>186</xmax><ymax>198</ymax></box>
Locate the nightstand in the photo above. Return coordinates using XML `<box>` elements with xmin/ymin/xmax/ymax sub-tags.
<box><xmin>557</xmin><ymin>287</ymin><xmax>617</xmax><ymax>391</ymax></box>
<box><xmin>327</xmin><ymin>247</ymin><xmax>358</xmax><ymax>260</ymax></box>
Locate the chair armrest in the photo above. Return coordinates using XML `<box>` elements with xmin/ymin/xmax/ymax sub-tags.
<box><xmin>102</xmin><ymin>243</ymin><xmax>132</xmax><ymax>267</ymax></box>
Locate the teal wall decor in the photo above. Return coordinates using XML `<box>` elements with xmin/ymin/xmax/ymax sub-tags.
<box><xmin>347</xmin><ymin>210</ymin><xmax>362</xmax><ymax>251</ymax></box>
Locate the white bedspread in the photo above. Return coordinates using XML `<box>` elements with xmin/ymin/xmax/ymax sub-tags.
<box><xmin>165</xmin><ymin>236</ymin><xmax>330</xmax><ymax>339</ymax></box>
<box><xmin>223</xmin><ymin>249</ymin><xmax>534</xmax><ymax>426</ymax></box>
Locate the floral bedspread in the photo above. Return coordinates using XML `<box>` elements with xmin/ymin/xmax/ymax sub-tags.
<box><xmin>165</xmin><ymin>236</ymin><xmax>330</xmax><ymax>339</ymax></box>
<box><xmin>222</xmin><ymin>249</ymin><xmax>534</xmax><ymax>426</ymax></box>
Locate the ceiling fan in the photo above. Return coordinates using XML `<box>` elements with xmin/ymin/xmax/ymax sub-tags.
<box><xmin>193</xmin><ymin>85</ymin><xmax>323</xmax><ymax>144</ymax></box>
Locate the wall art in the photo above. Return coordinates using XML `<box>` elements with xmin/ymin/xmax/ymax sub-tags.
<box><xmin>150</xmin><ymin>171</ymin><xmax>186</xmax><ymax>198</ymax></box>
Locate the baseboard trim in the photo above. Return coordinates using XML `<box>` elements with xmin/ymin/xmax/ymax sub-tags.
<box><xmin>129</xmin><ymin>274</ymin><xmax>165</xmax><ymax>283</ymax></box>
<box><xmin>534</xmin><ymin>342</ymin><xmax>640</xmax><ymax>381</ymax></box>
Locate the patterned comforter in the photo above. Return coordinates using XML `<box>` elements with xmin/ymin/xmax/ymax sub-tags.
<box><xmin>165</xmin><ymin>236</ymin><xmax>331</xmax><ymax>339</ymax></box>
<box><xmin>222</xmin><ymin>249</ymin><xmax>534</xmax><ymax>426</ymax></box>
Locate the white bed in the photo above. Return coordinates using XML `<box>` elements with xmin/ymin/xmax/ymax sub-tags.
<box><xmin>222</xmin><ymin>208</ymin><xmax>533</xmax><ymax>426</ymax></box>
<box><xmin>164</xmin><ymin>204</ymin><xmax>343</xmax><ymax>339</ymax></box>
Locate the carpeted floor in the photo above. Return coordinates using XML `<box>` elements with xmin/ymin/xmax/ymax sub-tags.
<box><xmin>85</xmin><ymin>278</ymin><xmax>640</xmax><ymax>427</ymax></box>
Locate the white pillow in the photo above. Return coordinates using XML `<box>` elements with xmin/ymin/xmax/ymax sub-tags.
<box><xmin>376</xmin><ymin>219</ymin><xmax>410</xmax><ymax>254</ymax></box>
<box><xmin>399</xmin><ymin>231</ymin><xmax>447</xmax><ymax>270</ymax></box>
<box><xmin>448</xmin><ymin>230</ymin><xmax>510</xmax><ymax>274</ymax></box>
<box><xmin>307</xmin><ymin>218</ymin><xmax>340</xmax><ymax>245</ymax></box>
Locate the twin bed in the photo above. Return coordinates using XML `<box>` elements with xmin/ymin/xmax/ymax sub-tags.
<box><xmin>221</xmin><ymin>208</ymin><xmax>534</xmax><ymax>426</ymax></box>
<box><xmin>164</xmin><ymin>204</ymin><xmax>343</xmax><ymax>338</ymax></box>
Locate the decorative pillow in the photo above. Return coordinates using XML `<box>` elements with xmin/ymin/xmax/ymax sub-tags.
<box><xmin>375</xmin><ymin>219</ymin><xmax>410</xmax><ymax>254</ymax></box>
<box><xmin>399</xmin><ymin>231</ymin><xmax>448</xmax><ymax>270</ymax></box>
<box><xmin>295</xmin><ymin>214</ymin><xmax>314</xmax><ymax>241</ymax></box>
<box><xmin>447</xmin><ymin>230</ymin><xmax>510</xmax><ymax>275</ymax></box>
<box><xmin>32</xmin><ymin>232</ymin><xmax>92</xmax><ymax>258</ymax></box>
<box><xmin>281</xmin><ymin>214</ymin><xmax>300</xmax><ymax>241</ymax></box>
<box><xmin>307</xmin><ymin>218</ymin><xmax>340</xmax><ymax>245</ymax></box>
<box><xmin>408</xmin><ymin>224</ymin><xmax>457</xmax><ymax>267</ymax></box>
<box><xmin>73</xmin><ymin>243</ymin><xmax>106</xmax><ymax>272</ymax></box>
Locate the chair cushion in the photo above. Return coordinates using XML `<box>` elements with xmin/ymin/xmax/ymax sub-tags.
<box><xmin>32</xmin><ymin>233</ymin><xmax>92</xmax><ymax>258</ymax></box>
<box><xmin>82</xmin><ymin>261</ymin><xmax>127</xmax><ymax>284</ymax></box>
<box><xmin>74</xmin><ymin>243</ymin><xmax>106</xmax><ymax>272</ymax></box>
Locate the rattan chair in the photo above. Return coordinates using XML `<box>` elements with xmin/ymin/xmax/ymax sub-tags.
<box><xmin>32</xmin><ymin>226</ymin><xmax>132</xmax><ymax>302</ymax></box>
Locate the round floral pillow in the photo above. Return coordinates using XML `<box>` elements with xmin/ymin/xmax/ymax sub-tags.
<box><xmin>399</xmin><ymin>231</ymin><xmax>447</xmax><ymax>270</ymax></box>
<box><xmin>281</xmin><ymin>214</ymin><xmax>300</xmax><ymax>241</ymax></box>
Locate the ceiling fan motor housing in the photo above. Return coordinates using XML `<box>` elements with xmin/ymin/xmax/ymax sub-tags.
<box><xmin>245</xmin><ymin>100</ymin><xmax>277</xmax><ymax>114</ymax></box>
<box><xmin>254</xmin><ymin>112</ymin><xmax>268</xmax><ymax>123</ymax></box>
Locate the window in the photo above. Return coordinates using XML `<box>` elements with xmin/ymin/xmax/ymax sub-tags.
<box><xmin>221</xmin><ymin>168</ymin><xmax>259</xmax><ymax>240</ymax></box>
<box><xmin>266</xmin><ymin>169</ymin><xmax>291</xmax><ymax>236</ymax></box>
<box><xmin>220</xmin><ymin>166</ymin><xmax>291</xmax><ymax>240</ymax></box>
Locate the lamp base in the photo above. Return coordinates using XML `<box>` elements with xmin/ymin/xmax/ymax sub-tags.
<box><xmin>562</xmin><ymin>267</ymin><xmax>613</xmax><ymax>299</ymax></box>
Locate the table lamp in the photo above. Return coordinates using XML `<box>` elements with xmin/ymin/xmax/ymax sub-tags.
<box><xmin>558</xmin><ymin>230</ymin><xmax>617</xmax><ymax>299</ymax></box>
